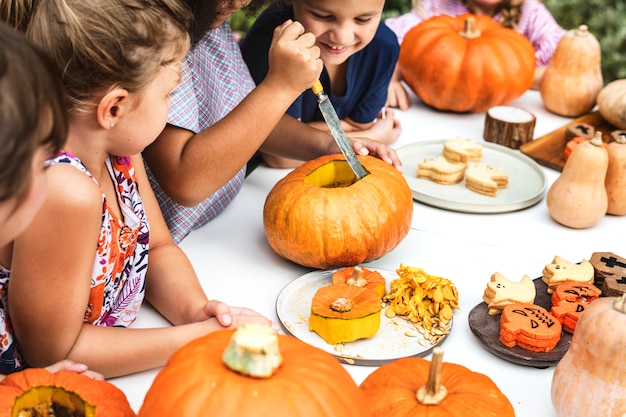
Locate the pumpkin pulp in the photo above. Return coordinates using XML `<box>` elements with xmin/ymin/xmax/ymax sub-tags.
<box><xmin>310</xmin><ymin>284</ymin><xmax>381</xmax><ymax>345</ymax></box>
<box><xmin>303</xmin><ymin>160</ymin><xmax>366</xmax><ymax>188</ymax></box>
<box><xmin>12</xmin><ymin>386</ymin><xmax>96</xmax><ymax>417</ymax></box>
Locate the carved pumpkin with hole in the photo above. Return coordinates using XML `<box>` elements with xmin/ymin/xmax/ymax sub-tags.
<box><xmin>263</xmin><ymin>154</ymin><xmax>413</xmax><ymax>269</ymax></box>
<box><xmin>138</xmin><ymin>324</ymin><xmax>372</xmax><ymax>417</ymax></box>
<box><xmin>399</xmin><ymin>14</ymin><xmax>535</xmax><ymax>113</ymax></box>
<box><xmin>0</xmin><ymin>368</ymin><xmax>135</xmax><ymax>417</ymax></box>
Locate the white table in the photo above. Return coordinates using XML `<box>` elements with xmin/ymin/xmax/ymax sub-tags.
<box><xmin>111</xmin><ymin>90</ymin><xmax>623</xmax><ymax>415</ymax></box>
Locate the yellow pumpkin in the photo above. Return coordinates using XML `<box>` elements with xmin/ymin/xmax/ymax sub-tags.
<box><xmin>309</xmin><ymin>283</ymin><xmax>381</xmax><ymax>344</ymax></box>
<box><xmin>263</xmin><ymin>154</ymin><xmax>413</xmax><ymax>269</ymax></box>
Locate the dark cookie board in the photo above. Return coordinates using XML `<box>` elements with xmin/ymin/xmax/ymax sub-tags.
<box><xmin>468</xmin><ymin>277</ymin><xmax>572</xmax><ymax>368</ymax></box>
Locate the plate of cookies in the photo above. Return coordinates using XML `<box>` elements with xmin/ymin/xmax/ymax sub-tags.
<box><xmin>396</xmin><ymin>138</ymin><xmax>547</xmax><ymax>213</ymax></box>
<box><xmin>276</xmin><ymin>266</ymin><xmax>457</xmax><ymax>366</ymax></box>
<box><xmin>468</xmin><ymin>253</ymin><xmax>625</xmax><ymax>368</ymax></box>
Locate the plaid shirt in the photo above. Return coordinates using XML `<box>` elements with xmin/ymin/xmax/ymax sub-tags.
<box><xmin>386</xmin><ymin>0</ymin><xmax>565</xmax><ymax>67</ymax></box>
<box><xmin>146</xmin><ymin>23</ymin><xmax>255</xmax><ymax>243</ymax></box>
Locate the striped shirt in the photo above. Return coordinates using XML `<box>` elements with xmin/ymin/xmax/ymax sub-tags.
<box><xmin>145</xmin><ymin>23</ymin><xmax>254</xmax><ymax>243</ymax></box>
<box><xmin>385</xmin><ymin>0</ymin><xmax>565</xmax><ymax>66</ymax></box>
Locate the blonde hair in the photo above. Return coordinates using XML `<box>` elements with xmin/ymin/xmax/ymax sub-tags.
<box><xmin>3</xmin><ymin>0</ymin><xmax>191</xmax><ymax>115</ymax></box>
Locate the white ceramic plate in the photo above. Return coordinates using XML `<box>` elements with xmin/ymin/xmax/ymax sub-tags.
<box><xmin>396</xmin><ymin>140</ymin><xmax>547</xmax><ymax>213</ymax></box>
<box><xmin>275</xmin><ymin>268</ymin><xmax>451</xmax><ymax>366</ymax></box>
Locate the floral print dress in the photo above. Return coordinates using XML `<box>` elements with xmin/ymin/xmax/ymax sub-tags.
<box><xmin>0</xmin><ymin>152</ymin><xmax>149</xmax><ymax>373</ymax></box>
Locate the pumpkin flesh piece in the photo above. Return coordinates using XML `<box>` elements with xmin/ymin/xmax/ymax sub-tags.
<box><xmin>310</xmin><ymin>284</ymin><xmax>381</xmax><ymax>345</ymax></box>
<box><xmin>12</xmin><ymin>386</ymin><xmax>96</xmax><ymax>417</ymax></box>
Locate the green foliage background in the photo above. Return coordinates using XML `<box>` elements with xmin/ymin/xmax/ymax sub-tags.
<box><xmin>231</xmin><ymin>0</ymin><xmax>626</xmax><ymax>83</ymax></box>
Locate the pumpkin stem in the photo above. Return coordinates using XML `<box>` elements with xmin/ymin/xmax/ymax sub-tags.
<box><xmin>459</xmin><ymin>17</ymin><xmax>481</xmax><ymax>39</ymax></box>
<box><xmin>222</xmin><ymin>323</ymin><xmax>283</xmax><ymax>378</ymax></box>
<box><xmin>613</xmin><ymin>294</ymin><xmax>626</xmax><ymax>313</ymax></box>
<box><xmin>575</xmin><ymin>24</ymin><xmax>590</xmax><ymax>36</ymax></box>
<box><xmin>590</xmin><ymin>131</ymin><xmax>604</xmax><ymax>147</ymax></box>
<box><xmin>347</xmin><ymin>266</ymin><xmax>368</xmax><ymax>287</ymax></box>
<box><xmin>416</xmin><ymin>347</ymin><xmax>448</xmax><ymax>405</ymax></box>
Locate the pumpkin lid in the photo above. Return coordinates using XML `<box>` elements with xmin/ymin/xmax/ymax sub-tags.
<box><xmin>221</xmin><ymin>323</ymin><xmax>283</xmax><ymax>378</ymax></box>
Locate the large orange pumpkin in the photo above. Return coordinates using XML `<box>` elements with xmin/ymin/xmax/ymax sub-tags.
<box><xmin>0</xmin><ymin>368</ymin><xmax>135</xmax><ymax>417</ymax></box>
<box><xmin>263</xmin><ymin>154</ymin><xmax>413</xmax><ymax>269</ymax></box>
<box><xmin>399</xmin><ymin>14</ymin><xmax>536</xmax><ymax>113</ymax></box>
<box><xmin>360</xmin><ymin>348</ymin><xmax>515</xmax><ymax>417</ymax></box>
<box><xmin>139</xmin><ymin>324</ymin><xmax>372</xmax><ymax>417</ymax></box>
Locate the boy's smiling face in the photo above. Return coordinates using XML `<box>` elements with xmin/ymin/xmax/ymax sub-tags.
<box><xmin>286</xmin><ymin>0</ymin><xmax>384</xmax><ymax>67</ymax></box>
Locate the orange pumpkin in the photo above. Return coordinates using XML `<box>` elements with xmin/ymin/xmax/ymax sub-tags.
<box><xmin>263</xmin><ymin>154</ymin><xmax>413</xmax><ymax>269</ymax></box>
<box><xmin>0</xmin><ymin>368</ymin><xmax>135</xmax><ymax>417</ymax></box>
<box><xmin>399</xmin><ymin>14</ymin><xmax>536</xmax><ymax>113</ymax></box>
<box><xmin>139</xmin><ymin>324</ymin><xmax>372</xmax><ymax>417</ymax></box>
<box><xmin>360</xmin><ymin>348</ymin><xmax>515</xmax><ymax>417</ymax></box>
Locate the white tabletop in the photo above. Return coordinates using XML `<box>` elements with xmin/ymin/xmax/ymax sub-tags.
<box><xmin>111</xmin><ymin>90</ymin><xmax>623</xmax><ymax>415</ymax></box>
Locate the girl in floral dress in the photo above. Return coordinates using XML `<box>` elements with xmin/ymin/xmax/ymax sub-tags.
<box><xmin>0</xmin><ymin>0</ymin><xmax>273</xmax><ymax>378</ymax></box>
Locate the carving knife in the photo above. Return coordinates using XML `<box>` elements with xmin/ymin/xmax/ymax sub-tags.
<box><xmin>311</xmin><ymin>80</ymin><xmax>368</xmax><ymax>179</ymax></box>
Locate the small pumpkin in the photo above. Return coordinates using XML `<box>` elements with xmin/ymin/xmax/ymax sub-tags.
<box><xmin>398</xmin><ymin>14</ymin><xmax>535</xmax><ymax>113</ymax></box>
<box><xmin>138</xmin><ymin>324</ymin><xmax>372</xmax><ymax>417</ymax></box>
<box><xmin>0</xmin><ymin>368</ymin><xmax>135</xmax><ymax>417</ymax></box>
<box><xmin>360</xmin><ymin>348</ymin><xmax>515</xmax><ymax>417</ymax></box>
<box><xmin>597</xmin><ymin>79</ymin><xmax>626</xmax><ymax>129</ymax></box>
<box><xmin>540</xmin><ymin>25</ymin><xmax>603</xmax><ymax>117</ymax></box>
<box><xmin>263</xmin><ymin>154</ymin><xmax>413</xmax><ymax>269</ymax></box>
<box><xmin>605</xmin><ymin>133</ymin><xmax>626</xmax><ymax>215</ymax></box>
<box><xmin>547</xmin><ymin>131</ymin><xmax>609</xmax><ymax>228</ymax></box>
<box><xmin>551</xmin><ymin>295</ymin><xmax>626</xmax><ymax>416</ymax></box>
<box><xmin>332</xmin><ymin>266</ymin><xmax>387</xmax><ymax>298</ymax></box>
<box><xmin>310</xmin><ymin>283</ymin><xmax>381</xmax><ymax>344</ymax></box>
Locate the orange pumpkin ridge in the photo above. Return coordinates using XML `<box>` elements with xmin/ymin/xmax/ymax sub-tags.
<box><xmin>263</xmin><ymin>154</ymin><xmax>413</xmax><ymax>269</ymax></box>
<box><xmin>399</xmin><ymin>14</ymin><xmax>535</xmax><ymax>113</ymax></box>
<box><xmin>139</xmin><ymin>327</ymin><xmax>372</xmax><ymax>417</ymax></box>
<box><xmin>0</xmin><ymin>368</ymin><xmax>135</xmax><ymax>417</ymax></box>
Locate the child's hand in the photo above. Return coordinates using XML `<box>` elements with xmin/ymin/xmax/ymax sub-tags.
<box><xmin>44</xmin><ymin>359</ymin><xmax>104</xmax><ymax>380</ymax></box>
<box><xmin>347</xmin><ymin>138</ymin><xmax>403</xmax><ymax>172</ymax></box>
<box><xmin>386</xmin><ymin>79</ymin><xmax>411</xmax><ymax>111</ymax></box>
<box><xmin>194</xmin><ymin>300</ymin><xmax>279</xmax><ymax>331</ymax></box>
<box><xmin>265</xmin><ymin>20</ymin><xmax>323</xmax><ymax>96</ymax></box>
<box><xmin>368</xmin><ymin>108</ymin><xmax>402</xmax><ymax>145</ymax></box>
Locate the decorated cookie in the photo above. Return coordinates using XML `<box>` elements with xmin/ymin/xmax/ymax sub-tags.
<box><xmin>499</xmin><ymin>303</ymin><xmax>562</xmax><ymax>352</ymax></box>
<box><xmin>482</xmin><ymin>272</ymin><xmax>536</xmax><ymax>315</ymax></box>
<box><xmin>465</xmin><ymin>163</ymin><xmax>509</xmax><ymax>197</ymax></box>
<box><xmin>443</xmin><ymin>136</ymin><xmax>483</xmax><ymax>163</ymax></box>
<box><xmin>550</xmin><ymin>281</ymin><xmax>601</xmax><ymax>333</ymax></box>
<box><xmin>602</xmin><ymin>274</ymin><xmax>626</xmax><ymax>298</ymax></box>
<box><xmin>541</xmin><ymin>256</ymin><xmax>594</xmax><ymax>294</ymax></box>
<box><xmin>590</xmin><ymin>251</ymin><xmax>626</xmax><ymax>289</ymax></box>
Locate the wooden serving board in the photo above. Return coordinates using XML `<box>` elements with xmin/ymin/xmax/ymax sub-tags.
<box><xmin>520</xmin><ymin>111</ymin><xmax>618</xmax><ymax>172</ymax></box>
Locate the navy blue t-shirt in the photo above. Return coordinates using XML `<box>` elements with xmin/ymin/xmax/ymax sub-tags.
<box><xmin>240</xmin><ymin>2</ymin><xmax>399</xmax><ymax>124</ymax></box>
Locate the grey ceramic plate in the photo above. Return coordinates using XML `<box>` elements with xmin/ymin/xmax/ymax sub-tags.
<box><xmin>276</xmin><ymin>268</ymin><xmax>451</xmax><ymax>366</ymax></box>
<box><xmin>396</xmin><ymin>140</ymin><xmax>547</xmax><ymax>213</ymax></box>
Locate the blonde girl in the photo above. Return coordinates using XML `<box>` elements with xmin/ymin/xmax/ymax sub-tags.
<box><xmin>1</xmin><ymin>0</ymin><xmax>272</xmax><ymax>378</ymax></box>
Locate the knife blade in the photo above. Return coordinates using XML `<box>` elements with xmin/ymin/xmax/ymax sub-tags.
<box><xmin>312</xmin><ymin>80</ymin><xmax>368</xmax><ymax>179</ymax></box>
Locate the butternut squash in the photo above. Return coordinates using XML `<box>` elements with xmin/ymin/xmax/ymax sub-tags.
<box><xmin>597</xmin><ymin>79</ymin><xmax>626</xmax><ymax>129</ymax></box>
<box><xmin>605</xmin><ymin>133</ymin><xmax>626</xmax><ymax>215</ymax></box>
<box><xmin>540</xmin><ymin>25</ymin><xmax>603</xmax><ymax>117</ymax></box>
<box><xmin>547</xmin><ymin>132</ymin><xmax>608</xmax><ymax>228</ymax></box>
